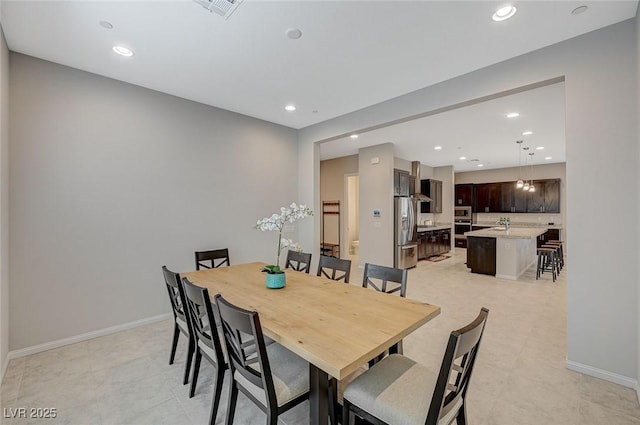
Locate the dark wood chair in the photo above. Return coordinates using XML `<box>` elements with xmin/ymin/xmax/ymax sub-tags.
<box><xmin>162</xmin><ymin>266</ymin><xmax>195</xmax><ymax>386</ymax></box>
<box><xmin>316</xmin><ymin>255</ymin><xmax>352</xmax><ymax>283</ymax></box>
<box><xmin>215</xmin><ymin>294</ymin><xmax>310</xmax><ymax>425</ymax></box>
<box><xmin>362</xmin><ymin>263</ymin><xmax>408</xmax><ymax>297</ymax></box>
<box><xmin>362</xmin><ymin>263</ymin><xmax>409</xmax><ymax>358</ymax></box>
<box><xmin>195</xmin><ymin>248</ymin><xmax>230</xmax><ymax>270</ymax></box>
<box><xmin>181</xmin><ymin>277</ymin><xmax>228</xmax><ymax>425</ymax></box>
<box><xmin>285</xmin><ymin>250</ymin><xmax>312</xmax><ymax>273</ymax></box>
<box><xmin>343</xmin><ymin>308</ymin><xmax>489</xmax><ymax>425</ymax></box>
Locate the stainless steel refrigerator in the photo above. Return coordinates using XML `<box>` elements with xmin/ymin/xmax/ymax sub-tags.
<box><xmin>394</xmin><ymin>196</ymin><xmax>418</xmax><ymax>269</ymax></box>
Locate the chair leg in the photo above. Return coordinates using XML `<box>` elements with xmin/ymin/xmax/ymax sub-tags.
<box><xmin>209</xmin><ymin>367</ymin><xmax>226</xmax><ymax>425</ymax></box>
<box><xmin>266</xmin><ymin>411</ymin><xmax>278</xmax><ymax>425</ymax></box>
<box><xmin>456</xmin><ymin>402</ymin><xmax>468</xmax><ymax>425</ymax></box>
<box><xmin>189</xmin><ymin>350</ymin><xmax>202</xmax><ymax>398</ymax></box>
<box><xmin>183</xmin><ymin>335</ymin><xmax>195</xmax><ymax>385</ymax></box>
<box><xmin>225</xmin><ymin>380</ymin><xmax>238</xmax><ymax>425</ymax></box>
<box><xmin>328</xmin><ymin>378</ymin><xmax>337</xmax><ymax>425</ymax></box>
<box><xmin>343</xmin><ymin>399</ymin><xmax>353</xmax><ymax>425</ymax></box>
<box><xmin>169</xmin><ymin>323</ymin><xmax>180</xmax><ymax>365</ymax></box>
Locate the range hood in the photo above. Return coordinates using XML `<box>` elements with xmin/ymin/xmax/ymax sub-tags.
<box><xmin>411</xmin><ymin>161</ymin><xmax>432</xmax><ymax>202</ymax></box>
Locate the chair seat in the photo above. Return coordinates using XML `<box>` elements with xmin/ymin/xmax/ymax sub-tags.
<box><xmin>235</xmin><ymin>343</ymin><xmax>310</xmax><ymax>407</ymax></box>
<box><xmin>345</xmin><ymin>354</ymin><xmax>459</xmax><ymax>425</ymax></box>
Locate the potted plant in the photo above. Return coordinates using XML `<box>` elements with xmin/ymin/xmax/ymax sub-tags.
<box><xmin>255</xmin><ymin>203</ymin><xmax>313</xmax><ymax>288</ymax></box>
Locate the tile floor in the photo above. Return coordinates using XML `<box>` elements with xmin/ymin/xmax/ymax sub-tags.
<box><xmin>1</xmin><ymin>250</ymin><xmax>640</xmax><ymax>425</ymax></box>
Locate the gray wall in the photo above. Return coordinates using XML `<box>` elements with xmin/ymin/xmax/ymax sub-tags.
<box><xmin>636</xmin><ymin>6</ymin><xmax>640</xmax><ymax>396</ymax></box>
<box><xmin>358</xmin><ymin>144</ymin><xmax>394</xmax><ymax>267</ymax></box>
<box><xmin>298</xmin><ymin>20</ymin><xmax>638</xmax><ymax>382</ymax></box>
<box><xmin>9</xmin><ymin>54</ymin><xmax>299</xmax><ymax>350</ymax></box>
<box><xmin>0</xmin><ymin>28</ymin><xmax>9</xmax><ymax>375</ymax></box>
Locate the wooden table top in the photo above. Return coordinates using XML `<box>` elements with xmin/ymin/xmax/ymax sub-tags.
<box><xmin>182</xmin><ymin>262</ymin><xmax>440</xmax><ymax>380</ymax></box>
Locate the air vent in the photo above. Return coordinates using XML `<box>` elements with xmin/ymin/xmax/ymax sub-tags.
<box><xmin>193</xmin><ymin>0</ymin><xmax>244</xmax><ymax>19</ymax></box>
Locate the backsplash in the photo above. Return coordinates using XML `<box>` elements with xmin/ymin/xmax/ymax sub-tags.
<box><xmin>475</xmin><ymin>213</ymin><xmax>561</xmax><ymax>226</ymax></box>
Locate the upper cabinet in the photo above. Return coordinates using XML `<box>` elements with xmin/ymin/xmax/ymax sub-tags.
<box><xmin>501</xmin><ymin>182</ymin><xmax>528</xmax><ymax>213</ymax></box>
<box><xmin>393</xmin><ymin>169</ymin><xmax>414</xmax><ymax>197</ymax></box>
<box><xmin>454</xmin><ymin>184</ymin><xmax>474</xmax><ymax>206</ymax></box>
<box><xmin>526</xmin><ymin>179</ymin><xmax>560</xmax><ymax>213</ymax></box>
<box><xmin>420</xmin><ymin>179</ymin><xmax>443</xmax><ymax>213</ymax></box>
<box><xmin>474</xmin><ymin>183</ymin><xmax>501</xmax><ymax>213</ymax></box>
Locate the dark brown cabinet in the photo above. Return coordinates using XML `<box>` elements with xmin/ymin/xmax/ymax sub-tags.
<box><xmin>466</xmin><ymin>236</ymin><xmax>496</xmax><ymax>276</ymax></box>
<box><xmin>526</xmin><ymin>179</ymin><xmax>561</xmax><ymax>213</ymax></box>
<box><xmin>455</xmin><ymin>184</ymin><xmax>474</xmax><ymax>206</ymax></box>
<box><xmin>501</xmin><ymin>182</ymin><xmax>528</xmax><ymax>213</ymax></box>
<box><xmin>393</xmin><ymin>170</ymin><xmax>414</xmax><ymax>197</ymax></box>
<box><xmin>474</xmin><ymin>183</ymin><xmax>502</xmax><ymax>213</ymax></box>
<box><xmin>537</xmin><ymin>228</ymin><xmax>560</xmax><ymax>248</ymax></box>
<box><xmin>420</xmin><ymin>179</ymin><xmax>442</xmax><ymax>213</ymax></box>
<box><xmin>418</xmin><ymin>229</ymin><xmax>451</xmax><ymax>259</ymax></box>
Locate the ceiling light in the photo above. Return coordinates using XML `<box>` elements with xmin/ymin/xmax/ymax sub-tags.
<box><xmin>112</xmin><ymin>45</ymin><xmax>134</xmax><ymax>57</ymax></box>
<box><xmin>572</xmin><ymin>5</ymin><xmax>588</xmax><ymax>15</ymax></box>
<box><xmin>545</xmin><ymin>156</ymin><xmax>552</xmax><ymax>160</ymax></box>
<box><xmin>522</xmin><ymin>131</ymin><xmax>533</xmax><ymax>136</ymax></box>
<box><xmin>477</xmin><ymin>164</ymin><xmax>484</xmax><ymax>167</ymax></box>
<box><xmin>434</xmin><ymin>146</ymin><xmax>442</xmax><ymax>150</ymax></box>
<box><xmin>286</xmin><ymin>28</ymin><xmax>303</xmax><ymax>39</ymax></box>
<box><xmin>285</xmin><ymin>104</ymin><xmax>296</xmax><ymax>112</ymax></box>
<box><xmin>350</xmin><ymin>134</ymin><xmax>358</xmax><ymax>139</ymax></box>
<box><xmin>506</xmin><ymin>112</ymin><xmax>520</xmax><ymax>118</ymax></box>
<box><xmin>492</xmin><ymin>5</ymin><xmax>517</xmax><ymax>22</ymax></box>
<box><xmin>515</xmin><ymin>140</ymin><xmax>524</xmax><ymax>188</ymax></box>
<box><xmin>536</xmin><ymin>146</ymin><xmax>544</xmax><ymax>150</ymax></box>
<box><xmin>99</xmin><ymin>20</ymin><xmax>113</xmax><ymax>29</ymax></box>
<box><xmin>459</xmin><ymin>156</ymin><xmax>467</xmax><ymax>160</ymax></box>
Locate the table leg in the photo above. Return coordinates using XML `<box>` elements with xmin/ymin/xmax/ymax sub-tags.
<box><xmin>309</xmin><ymin>364</ymin><xmax>329</xmax><ymax>425</ymax></box>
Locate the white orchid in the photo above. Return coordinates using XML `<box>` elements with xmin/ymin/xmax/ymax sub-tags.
<box><xmin>255</xmin><ymin>203</ymin><xmax>313</xmax><ymax>273</ymax></box>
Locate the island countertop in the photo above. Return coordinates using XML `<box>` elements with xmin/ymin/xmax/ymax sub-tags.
<box><xmin>465</xmin><ymin>227</ymin><xmax>547</xmax><ymax>239</ymax></box>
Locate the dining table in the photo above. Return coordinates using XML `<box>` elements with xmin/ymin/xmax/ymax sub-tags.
<box><xmin>182</xmin><ymin>262</ymin><xmax>441</xmax><ymax>425</ymax></box>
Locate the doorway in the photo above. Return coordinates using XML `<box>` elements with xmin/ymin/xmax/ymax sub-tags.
<box><xmin>344</xmin><ymin>174</ymin><xmax>359</xmax><ymax>267</ymax></box>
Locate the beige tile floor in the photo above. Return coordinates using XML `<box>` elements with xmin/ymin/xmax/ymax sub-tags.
<box><xmin>1</xmin><ymin>250</ymin><xmax>639</xmax><ymax>425</ymax></box>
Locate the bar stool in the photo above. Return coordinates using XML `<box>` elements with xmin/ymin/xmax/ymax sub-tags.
<box><xmin>541</xmin><ymin>244</ymin><xmax>561</xmax><ymax>277</ymax></box>
<box><xmin>546</xmin><ymin>240</ymin><xmax>564</xmax><ymax>270</ymax></box>
<box><xmin>537</xmin><ymin>247</ymin><xmax>557</xmax><ymax>282</ymax></box>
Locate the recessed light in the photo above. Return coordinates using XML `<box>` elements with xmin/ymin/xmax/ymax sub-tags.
<box><xmin>545</xmin><ymin>156</ymin><xmax>552</xmax><ymax>160</ymax></box>
<box><xmin>99</xmin><ymin>20</ymin><xmax>113</xmax><ymax>29</ymax></box>
<box><xmin>571</xmin><ymin>5</ymin><xmax>588</xmax><ymax>15</ymax></box>
<box><xmin>536</xmin><ymin>146</ymin><xmax>544</xmax><ymax>150</ymax></box>
<box><xmin>506</xmin><ymin>112</ymin><xmax>520</xmax><ymax>118</ymax></box>
<box><xmin>459</xmin><ymin>156</ymin><xmax>467</xmax><ymax>160</ymax></box>
<box><xmin>285</xmin><ymin>104</ymin><xmax>296</xmax><ymax>112</ymax></box>
<box><xmin>350</xmin><ymin>134</ymin><xmax>358</xmax><ymax>139</ymax></box>
<box><xmin>522</xmin><ymin>131</ymin><xmax>533</xmax><ymax>136</ymax></box>
<box><xmin>492</xmin><ymin>5</ymin><xmax>517</xmax><ymax>22</ymax></box>
<box><xmin>112</xmin><ymin>45</ymin><xmax>134</xmax><ymax>57</ymax></box>
<box><xmin>477</xmin><ymin>164</ymin><xmax>484</xmax><ymax>167</ymax></box>
<box><xmin>286</xmin><ymin>28</ymin><xmax>303</xmax><ymax>40</ymax></box>
<box><xmin>434</xmin><ymin>146</ymin><xmax>442</xmax><ymax>151</ymax></box>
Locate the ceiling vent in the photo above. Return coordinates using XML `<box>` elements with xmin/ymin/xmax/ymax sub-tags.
<box><xmin>193</xmin><ymin>0</ymin><xmax>244</xmax><ymax>19</ymax></box>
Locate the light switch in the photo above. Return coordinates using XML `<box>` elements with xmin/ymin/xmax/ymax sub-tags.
<box><xmin>373</xmin><ymin>209</ymin><xmax>381</xmax><ymax>217</ymax></box>
<box><xmin>370</xmin><ymin>157</ymin><xmax>380</xmax><ymax>165</ymax></box>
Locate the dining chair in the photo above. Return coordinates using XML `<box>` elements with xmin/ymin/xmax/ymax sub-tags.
<box><xmin>342</xmin><ymin>307</ymin><xmax>489</xmax><ymax>425</ymax></box>
<box><xmin>195</xmin><ymin>248</ymin><xmax>230</xmax><ymax>270</ymax></box>
<box><xmin>316</xmin><ymin>254</ymin><xmax>352</xmax><ymax>283</ymax></box>
<box><xmin>162</xmin><ymin>266</ymin><xmax>195</xmax><ymax>386</ymax></box>
<box><xmin>362</xmin><ymin>263</ymin><xmax>409</xmax><ymax>358</ymax></box>
<box><xmin>284</xmin><ymin>250</ymin><xmax>312</xmax><ymax>273</ymax></box>
<box><xmin>214</xmin><ymin>294</ymin><xmax>310</xmax><ymax>425</ymax></box>
<box><xmin>181</xmin><ymin>277</ymin><xmax>228</xmax><ymax>425</ymax></box>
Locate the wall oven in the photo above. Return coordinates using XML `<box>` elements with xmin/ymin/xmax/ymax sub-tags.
<box><xmin>454</xmin><ymin>207</ymin><xmax>473</xmax><ymax>248</ymax></box>
<box><xmin>454</xmin><ymin>206</ymin><xmax>472</xmax><ymax>219</ymax></box>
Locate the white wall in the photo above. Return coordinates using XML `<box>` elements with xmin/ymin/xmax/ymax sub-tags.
<box><xmin>0</xmin><ymin>27</ymin><xmax>9</xmax><ymax>377</ymax></box>
<box><xmin>298</xmin><ymin>20</ymin><xmax>638</xmax><ymax>383</ymax></box>
<box><xmin>9</xmin><ymin>54</ymin><xmax>299</xmax><ymax>351</ymax></box>
<box><xmin>636</xmin><ymin>7</ymin><xmax>640</xmax><ymax>399</ymax></box>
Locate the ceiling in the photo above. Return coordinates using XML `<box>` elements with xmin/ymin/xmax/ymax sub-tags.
<box><xmin>1</xmin><ymin>1</ymin><xmax>637</xmax><ymax>130</ymax></box>
<box><xmin>320</xmin><ymin>81</ymin><xmax>567</xmax><ymax>172</ymax></box>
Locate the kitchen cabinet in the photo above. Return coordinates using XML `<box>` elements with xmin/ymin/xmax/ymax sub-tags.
<box><xmin>455</xmin><ymin>184</ymin><xmax>474</xmax><ymax>206</ymax></box>
<box><xmin>537</xmin><ymin>228</ymin><xmax>560</xmax><ymax>248</ymax></box>
<box><xmin>526</xmin><ymin>179</ymin><xmax>561</xmax><ymax>213</ymax></box>
<box><xmin>418</xmin><ymin>229</ymin><xmax>451</xmax><ymax>259</ymax></box>
<box><xmin>500</xmin><ymin>182</ymin><xmax>528</xmax><ymax>213</ymax></box>
<box><xmin>466</xmin><ymin>236</ymin><xmax>496</xmax><ymax>276</ymax></box>
<box><xmin>417</xmin><ymin>232</ymin><xmax>428</xmax><ymax>260</ymax></box>
<box><xmin>420</xmin><ymin>179</ymin><xmax>442</xmax><ymax>213</ymax></box>
<box><xmin>474</xmin><ymin>183</ymin><xmax>502</xmax><ymax>213</ymax></box>
<box><xmin>393</xmin><ymin>170</ymin><xmax>414</xmax><ymax>197</ymax></box>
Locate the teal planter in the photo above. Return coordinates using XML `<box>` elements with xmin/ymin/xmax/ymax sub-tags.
<box><xmin>265</xmin><ymin>272</ymin><xmax>286</xmax><ymax>289</ymax></box>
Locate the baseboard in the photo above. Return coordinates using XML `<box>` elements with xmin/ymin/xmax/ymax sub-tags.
<box><xmin>566</xmin><ymin>359</ymin><xmax>639</xmax><ymax>390</ymax></box>
<box><xmin>1</xmin><ymin>354</ymin><xmax>9</xmax><ymax>384</ymax></box>
<box><xmin>7</xmin><ymin>313</ymin><xmax>172</xmax><ymax>360</ymax></box>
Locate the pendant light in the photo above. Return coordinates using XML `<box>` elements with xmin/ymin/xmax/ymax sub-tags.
<box><xmin>522</xmin><ymin>147</ymin><xmax>530</xmax><ymax>191</ymax></box>
<box><xmin>528</xmin><ymin>152</ymin><xmax>536</xmax><ymax>192</ymax></box>
<box><xmin>515</xmin><ymin>140</ymin><xmax>524</xmax><ymax>188</ymax></box>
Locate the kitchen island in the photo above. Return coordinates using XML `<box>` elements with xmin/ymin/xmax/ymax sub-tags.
<box><xmin>465</xmin><ymin>227</ymin><xmax>547</xmax><ymax>280</ymax></box>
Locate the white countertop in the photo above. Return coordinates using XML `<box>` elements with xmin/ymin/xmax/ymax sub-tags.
<box><xmin>465</xmin><ymin>227</ymin><xmax>547</xmax><ymax>239</ymax></box>
<box><xmin>473</xmin><ymin>222</ymin><xmax>563</xmax><ymax>230</ymax></box>
<box><xmin>417</xmin><ymin>224</ymin><xmax>452</xmax><ymax>232</ymax></box>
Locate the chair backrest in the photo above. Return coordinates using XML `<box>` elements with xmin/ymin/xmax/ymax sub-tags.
<box><xmin>215</xmin><ymin>294</ymin><xmax>278</xmax><ymax>409</ymax></box>
<box><xmin>362</xmin><ymin>263</ymin><xmax>408</xmax><ymax>297</ymax></box>
<box><xmin>285</xmin><ymin>250</ymin><xmax>312</xmax><ymax>274</ymax></box>
<box><xmin>425</xmin><ymin>307</ymin><xmax>489</xmax><ymax>425</ymax></box>
<box><xmin>181</xmin><ymin>277</ymin><xmax>226</xmax><ymax>366</ymax></box>
<box><xmin>195</xmin><ymin>248</ymin><xmax>230</xmax><ymax>270</ymax></box>
<box><xmin>316</xmin><ymin>255</ymin><xmax>352</xmax><ymax>283</ymax></box>
<box><xmin>162</xmin><ymin>266</ymin><xmax>188</xmax><ymax>324</ymax></box>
